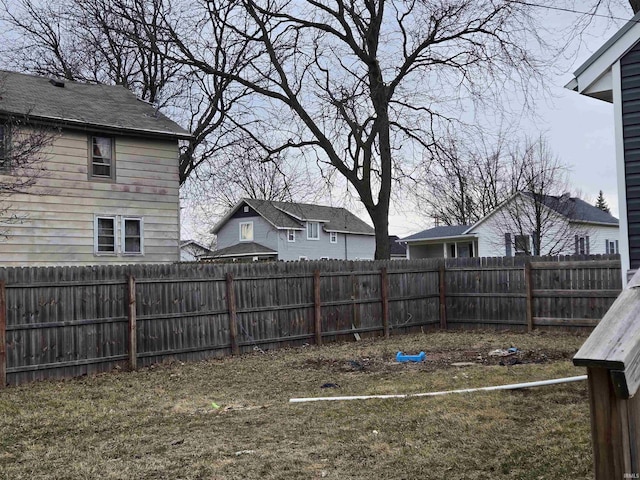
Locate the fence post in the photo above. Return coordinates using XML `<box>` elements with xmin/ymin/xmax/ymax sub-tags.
<box><xmin>525</xmin><ymin>262</ymin><xmax>534</xmax><ymax>332</ymax></box>
<box><xmin>313</xmin><ymin>270</ymin><xmax>322</xmax><ymax>345</ymax></box>
<box><xmin>439</xmin><ymin>264</ymin><xmax>447</xmax><ymax>330</ymax></box>
<box><xmin>381</xmin><ymin>267</ymin><xmax>390</xmax><ymax>338</ymax></box>
<box><xmin>127</xmin><ymin>275</ymin><xmax>137</xmax><ymax>370</ymax></box>
<box><xmin>226</xmin><ymin>273</ymin><xmax>240</xmax><ymax>355</ymax></box>
<box><xmin>0</xmin><ymin>280</ymin><xmax>6</xmax><ymax>388</ymax></box>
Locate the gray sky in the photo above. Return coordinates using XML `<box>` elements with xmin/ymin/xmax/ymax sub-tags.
<box><xmin>380</xmin><ymin>7</ymin><xmax>628</xmax><ymax>238</ymax></box>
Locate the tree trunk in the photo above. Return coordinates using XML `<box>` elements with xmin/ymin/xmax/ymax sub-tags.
<box><xmin>369</xmin><ymin>204</ymin><xmax>390</xmax><ymax>260</ymax></box>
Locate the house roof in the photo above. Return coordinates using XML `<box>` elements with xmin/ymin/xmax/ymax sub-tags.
<box><xmin>208</xmin><ymin>242</ymin><xmax>277</xmax><ymax>258</ymax></box>
<box><xmin>566</xmin><ymin>10</ymin><xmax>640</xmax><ymax>102</ymax></box>
<box><xmin>0</xmin><ymin>70</ymin><xmax>191</xmax><ymax>139</ymax></box>
<box><xmin>400</xmin><ymin>225</ymin><xmax>472</xmax><ymax>243</ymax></box>
<box><xmin>389</xmin><ymin>235</ymin><xmax>406</xmax><ymax>256</ymax></box>
<box><xmin>467</xmin><ymin>191</ymin><xmax>619</xmax><ymax>233</ymax></box>
<box><xmin>180</xmin><ymin>240</ymin><xmax>214</xmax><ymax>253</ymax></box>
<box><xmin>211</xmin><ymin>198</ymin><xmax>375</xmax><ymax>235</ymax></box>
<box><xmin>522</xmin><ymin>193</ymin><xmax>619</xmax><ymax>225</ymax></box>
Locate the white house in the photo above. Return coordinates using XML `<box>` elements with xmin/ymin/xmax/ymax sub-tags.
<box><xmin>401</xmin><ymin>192</ymin><xmax>619</xmax><ymax>258</ymax></box>
<box><xmin>0</xmin><ymin>70</ymin><xmax>191</xmax><ymax>265</ymax></box>
<box><xmin>210</xmin><ymin>199</ymin><xmax>375</xmax><ymax>261</ymax></box>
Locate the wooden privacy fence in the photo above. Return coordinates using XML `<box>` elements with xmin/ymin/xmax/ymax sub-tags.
<box><xmin>0</xmin><ymin>255</ymin><xmax>621</xmax><ymax>386</ymax></box>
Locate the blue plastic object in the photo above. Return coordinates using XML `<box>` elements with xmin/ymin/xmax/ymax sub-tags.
<box><xmin>396</xmin><ymin>351</ymin><xmax>426</xmax><ymax>363</ymax></box>
<box><xmin>507</xmin><ymin>347</ymin><xmax>518</xmax><ymax>354</ymax></box>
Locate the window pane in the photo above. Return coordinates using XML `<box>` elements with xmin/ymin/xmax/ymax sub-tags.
<box><xmin>124</xmin><ymin>219</ymin><xmax>142</xmax><ymax>253</ymax></box>
<box><xmin>515</xmin><ymin>235</ymin><xmax>530</xmax><ymax>255</ymax></box>
<box><xmin>240</xmin><ymin>222</ymin><xmax>253</xmax><ymax>241</ymax></box>
<box><xmin>97</xmin><ymin>218</ymin><xmax>115</xmax><ymax>252</ymax></box>
<box><xmin>308</xmin><ymin>222</ymin><xmax>319</xmax><ymax>239</ymax></box>
<box><xmin>92</xmin><ymin>137</ymin><xmax>112</xmax><ymax>177</ymax></box>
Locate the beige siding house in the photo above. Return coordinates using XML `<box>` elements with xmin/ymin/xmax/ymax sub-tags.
<box><xmin>0</xmin><ymin>71</ymin><xmax>191</xmax><ymax>266</ymax></box>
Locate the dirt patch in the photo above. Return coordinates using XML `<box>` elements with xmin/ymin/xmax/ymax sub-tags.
<box><xmin>300</xmin><ymin>347</ymin><xmax>573</xmax><ymax>375</ymax></box>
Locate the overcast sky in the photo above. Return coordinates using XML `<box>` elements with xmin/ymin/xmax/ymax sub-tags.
<box><xmin>380</xmin><ymin>5</ymin><xmax>631</xmax><ymax>238</ymax></box>
<box><xmin>159</xmin><ymin>3</ymin><xmax>635</xmax><ymax>241</ymax></box>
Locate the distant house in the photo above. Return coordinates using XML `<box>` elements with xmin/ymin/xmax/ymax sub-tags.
<box><xmin>0</xmin><ymin>70</ymin><xmax>191</xmax><ymax>266</ymax></box>
<box><xmin>180</xmin><ymin>240</ymin><xmax>214</xmax><ymax>261</ymax></box>
<box><xmin>401</xmin><ymin>192</ymin><xmax>619</xmax><ymax>258</ymax></box>
<box><xmin>389</xmin><ymin>235</ymin><xmax>407</xmax><ymax>259</ymax></box>
<box><xmin>210</xmin><ymin>199</ymin><xmax>375</xmax><ymax>261</ymax></box>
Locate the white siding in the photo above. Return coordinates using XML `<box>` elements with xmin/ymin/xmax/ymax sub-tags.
<box><xmin>0</xmin><ymin>129</ymin><xmax>180</xmax><ymax>266</ymax></box>
<box><xmin>471</xmin><ymin>202</ymin><xmax>620</xmax><ymax>257</ymax></box>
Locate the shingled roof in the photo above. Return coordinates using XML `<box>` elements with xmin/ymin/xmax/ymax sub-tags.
<box><xmin>212</xmin><ymin>199</ymin><xmax>375</xmax><ymax>235</ymax></box>
<box><xmin>523</xmin><ymin>193</ymin><xmax>618</xmax><ymax>225</ymax></box>
<box><xmin>0</xmin><ymin>70</ymin><xmax>191</xmax><ymax>139</ymax></box>
<box><xmin>401</xmin><ymin>225</ymin><xmax>473</xmax><ymax>242</ymax></box>
<box><xmin>208</xmin><ymin>242</ymin><xmax>277</xmax><ymax>258</ymax></box>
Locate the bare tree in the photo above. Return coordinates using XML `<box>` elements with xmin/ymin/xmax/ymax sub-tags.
<box><xmin>153</xmin><ymin>0</ymin><xmax>575</xmax><ymax>258</ymax></box>
<box><xmin>485</xmin><ymin>137</ymin><xmax>586</xmax><ymax>257</ymax></box>
<box><xmin>182</xmin><ymin>138</ymin><xmax>322</xmax><ymax>238</ymax></box>
<box><xmin>413</xmin><ymin>129</ymin><xmax>513</xmax><ymax>226</ymax></box>
<box><xmin>0</xmin><ymin>115</ymin><xmax>56</xmax><ymax>236</ymax></box>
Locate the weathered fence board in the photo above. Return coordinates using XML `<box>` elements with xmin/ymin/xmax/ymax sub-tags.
<box><xmin>0</xmin><ymin>254</ymin><xmax>621</xmax><ymax>386</ymax></box>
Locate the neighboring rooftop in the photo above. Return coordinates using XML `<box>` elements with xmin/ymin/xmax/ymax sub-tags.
<box><xmin>389</xmin><ymin>235</ymin><xmax>407</xmax><ymax>256</ymax></box>
<box><xmin>401</xmin><ymin>225</ymin><xmax>472</xmax><ymax>242</ymax></box>
<box><xmin>212</xmin><ymin>199</ymin><xmax>375</xmax><ymax>235</ymax></box>
<box><xmin>208</xmin><ymin>242</ymin><xmax>277</xmax><ymax>258</ymax></box>
<box><xmin>0</xmin><ymin>70</ymin><xmax>191</xmax><ymax>139</ymax></box>
<box><xmin>523</xmin><ymin>193</ymin><xmax>619</xmax><ymax>225</ymax></box>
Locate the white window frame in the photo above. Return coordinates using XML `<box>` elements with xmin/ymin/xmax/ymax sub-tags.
<box><xmin>243</xmin><ymin>206</ymin><xmax>250</xmax><ymax>213</ymax></box>
<box><xmin>287</xmin><ymin>229</ymin><xmax>296</xmax><ymax>242</ymax></box>
<box><xmin>330</xmin><ymin>231</ymin><xmax>337</xmax><ymax>243</ymax></box>
<box><xmin>307</xmin><ymin>221</ymin><xmax>319</xmax><ymax>240</ymax></box>
<box><xmin>122</xmin><ymin>217</ymin><xmax>144</xmax><ymax>255</ymax></box>
<box><xmin>239</xmin><ymin>221</ymin><xmax>254</xmax><ymax>242</ymax></box>
<box><xmin>94</xmin><ymin>215</ymin><xmax>117</xmax><ymax>255</ymax></box>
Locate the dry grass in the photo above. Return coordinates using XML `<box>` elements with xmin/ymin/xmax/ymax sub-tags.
<box><xmin>0</xmin><ymin>330</ymin><xmax>593</xmax><ymax>479</ymax></box>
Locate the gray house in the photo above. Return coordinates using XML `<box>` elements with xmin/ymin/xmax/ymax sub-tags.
<box><xmin>0</xmin><ymin>70</ymin><xmax>191</xmax><ymax>265</ymax></box>
<box><xmin>566</xmin><ymin>9</ymin><xmax>640</xmax><ymax>281</ymax></box>
<box><xmin>210</xmin><ymin>199</ymin><xmax>375</xmax><ymax>261</ymax></box>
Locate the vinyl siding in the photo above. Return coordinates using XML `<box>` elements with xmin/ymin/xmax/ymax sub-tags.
<box><xmin>216</xmin><ymin>215</ymin><xmax>279</xmax><ymax>251</ymax></box>
<box><xmin>0</xmin><ymin>128</ymin><xmax>180</xmax><ymax>265</ymax></box>
<box><xmin>276</xmin><ymin>227</ymin><xmax>374</xmax><ymax>260</ymax></box>
<box><xmin>621</xmin><ymin>42</ymin><xmax>640</xmax><ymax>268</ymax></box>
<box><xmin>471</xmin><ymin>197</ymin><xmax>619</xmax><ymax>257</ymax></box>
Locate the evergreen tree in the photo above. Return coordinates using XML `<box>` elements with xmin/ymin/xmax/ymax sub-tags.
<box><xmin>595</xmin><ymin>190</ymin><xmax>610</xmax><ymax>213</ymax></box>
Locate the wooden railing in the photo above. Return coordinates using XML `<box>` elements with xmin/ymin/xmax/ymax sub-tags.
<box><xmin>574</xmin><ymin>269</ymin><xmax>640</xmax><ymax>478</ymax></box>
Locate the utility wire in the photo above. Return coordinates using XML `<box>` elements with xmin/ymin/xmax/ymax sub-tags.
<box><xmin>515</xmin><ymin>1</ymin><xmax>636</xmax><ymax>23</ymax></box>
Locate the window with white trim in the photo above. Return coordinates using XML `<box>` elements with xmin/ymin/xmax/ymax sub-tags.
<box><xmin>239</xmin><ymin>221</ymin><xmax>253</xmax><ymax>241</ymax></box>
<box><xmin>95</xmin><ymin>216</ymin><xmax>116</xmax><ymax>254</ymax></box>
<box><xmin>606</xmin><ymin>239</ymin><xmax>619</xmax><ymax>254</ymax></box>
<box><xmin>330</xmin><ymin>231</ymin><xmax>337</xmax><ymax>243</ymax></box>
<box><xmin>287</xmin><ymin>229</ymin><xmax>296</xmax><ymax>242</ymax></box>
<box><xmin>90</xmin><ymin>135</ymin><xmax>115</xmax><ymax>180</ymax></box>
<box><xmin>307</xmin><ymin>221</ymin><xmax>319</xmax><ymax>240</ymax></box>
<box><xmin>122</xmin><ymin>217</ymin><xmax>143</xmax><ymax>254</ymax></box>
